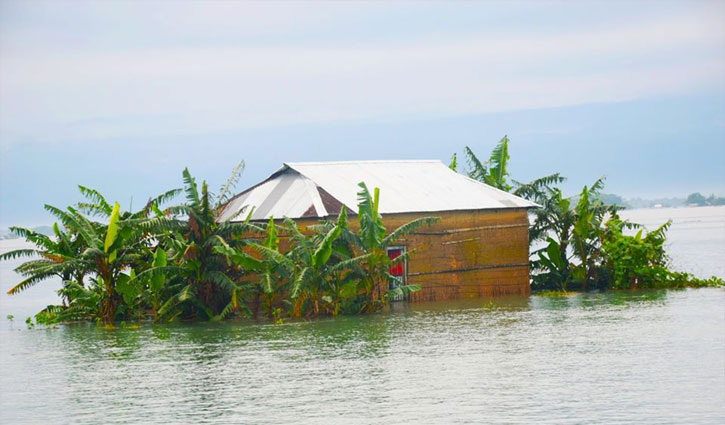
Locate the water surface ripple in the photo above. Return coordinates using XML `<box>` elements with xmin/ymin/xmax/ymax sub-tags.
<box><xmin>1</xmin><ymin>207</ymin><xmax>724</xmax><ymax>424</ymax></box>
<box><xmin>1</xmin><ymin>290</ymin><xmax>723</xmax><ymax>424</ymax></box>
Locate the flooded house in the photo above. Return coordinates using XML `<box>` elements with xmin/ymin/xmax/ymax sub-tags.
<box><xmin>219</xmin><ymin>160</ymin><xmax>538</xmax><ymax>301</ymax></box>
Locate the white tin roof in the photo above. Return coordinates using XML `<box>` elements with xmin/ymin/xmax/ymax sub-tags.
<box><xmin>219</xmin><ymin>160</ymin><xmax>538</xmax><ymax>222</ymax></box>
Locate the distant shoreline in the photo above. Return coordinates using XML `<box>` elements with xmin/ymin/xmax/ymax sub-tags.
<box><xmin>3</xmin><ymin>205</ymin><xmax>724</xmax><ymax>240</ymax></box>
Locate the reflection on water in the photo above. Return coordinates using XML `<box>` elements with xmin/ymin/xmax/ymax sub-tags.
<box><xmin>1</xmin><ymin>207</ymin><xmax>724</xmax><ymax>424</ymax></box>
<box><xmin>3</xmin><ymin>290</ymin><xmax>723</xmax><ymax>424</ymax></box>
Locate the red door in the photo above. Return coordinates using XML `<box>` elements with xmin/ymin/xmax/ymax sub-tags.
<box><xmin>387</xmin><ymin>248</ymin><xmax>404</xmax><ymax>277</ymax></box>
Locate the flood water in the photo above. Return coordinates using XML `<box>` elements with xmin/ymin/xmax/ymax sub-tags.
<box><xmin>1</xmin><ymin>207</ymin><xmax>724</xmax><ymax>424</ymax></box>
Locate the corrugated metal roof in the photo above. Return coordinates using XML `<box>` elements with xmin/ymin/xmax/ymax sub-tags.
<box><xmin>219</xmin><ymin>160</ymin><xmax>538</xmax><ymax>221</ymax></box>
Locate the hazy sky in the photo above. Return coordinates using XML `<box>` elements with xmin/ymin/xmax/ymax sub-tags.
<box><xmin>1</xmin><ymin>0</ymin><xmax>724</xmax><ymax>227</ymax></box>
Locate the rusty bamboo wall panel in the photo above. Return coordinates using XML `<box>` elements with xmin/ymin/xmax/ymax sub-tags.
<box><xmin>254</xmin><ymin>208</ymin><xmax>531</xmax><ymax>301</ymax></box>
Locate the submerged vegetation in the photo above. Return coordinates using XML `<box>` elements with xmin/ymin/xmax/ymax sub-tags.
<box><xmin>451</xmin><ymin>136</ymin><xmax>723</xmax><ymax>293</ymax></box>
<box><xmin>3</xmin><ymin>137</ymin><xmax>722</xmax><ymax>327</ymax></box>
<box><xmin>1</xmin><ymin>163</ymin><xmax>437</xmax><ymax>326</ymax></box>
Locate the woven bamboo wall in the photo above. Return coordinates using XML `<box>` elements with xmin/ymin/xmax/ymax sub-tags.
<box><xmin>289</xmin><ymin>208</ymin><xmax>531</xmax><ymax>301</ymax></box>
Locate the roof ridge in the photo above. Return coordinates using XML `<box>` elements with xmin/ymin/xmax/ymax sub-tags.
<box><xmin>286</xmin><ymin>159</ymin><xmax>442</xmax><ymax>166</ymax></box>
<box><xmin>222</xmin><ymin>159</ymin><xmax>538</xmax><ymax>221</ymax></box>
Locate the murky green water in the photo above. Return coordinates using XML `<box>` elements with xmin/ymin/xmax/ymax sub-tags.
<box><xmin>1</xmin><ymin>207</ymin><xmax>724</xmax><ymax>424</ymax></box>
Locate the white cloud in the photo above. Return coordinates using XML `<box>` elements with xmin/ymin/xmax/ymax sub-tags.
<box><xmin>1</xmin><ymin>7</ymin><xmax>723</xmax><ymax>146</ymax></box>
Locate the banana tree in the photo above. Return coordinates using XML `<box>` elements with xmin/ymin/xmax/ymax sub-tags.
<box><xmin>111</xmin><ymin>246</ymin><xmax>170</xmax><ymax>322</ymax></box>
<box><xmin>571</xmin><ymin>180</ymin><xmax>606</xmax><ymax>291</ymax></box>
<box><xmin>76</xmin><ymin>184</ymin><xmax>181</xmax><ymax>220</ymax></box>
<box><xmin>530</xmin><ymin>188</ymin><xmax>575</xmax><ymax>256</ymax></box>
<box><xmin>464</xmin><ymin>135</ymin><xmax>512</xmax><ymax>191</ymax></box>
<box><xmin>352</xmin><ymin>183</ymin><xmax>438</xmax><ymax>313</ymax></box>
<box><xmin>462</xmin><ymin>135</ymin><xmax>566</xmax><ymax>201</ymax></box>
<box><xmin>534</xmin><ymin>238</ymin><xmax>571</xmax><ymax>292</ymax></box>
<box><xmin>600</xmin><ymin>214</ymin><xmax>672</xmax><ymax>289</ymax></box>
<box><xmin>2</xmin><ymin>223</ymin><xmax>87</xmax><ymax>303</ymax></box>
<box><xmin>282</xmin><ymin>208</ymin><xmax>348</xmax><ymax>317</ymax></box>
<box><xmin>40</xmin><ymin>202</ymin><xmax>151</xmax><ymax>324</ymax></box>
<box><xmin>512</xmin><ymin>173</ymin><xmax>566</xmax><ymax>203</ymax></box>
<box><xmin>214</xmin><ymin>216</ymin><xmax>288</xmax><ymax>319</ymax></box>
<box><xmin>152</xmin><ymin>166</ymin><xmax>258</xmax><ymax>320</ymax></box>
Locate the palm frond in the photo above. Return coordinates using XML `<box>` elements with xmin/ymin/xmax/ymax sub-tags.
<box><xmin>356</xmin><ymin>183</ymin><xmax>386</xmax><ymax>249</ymax></box>
<box><xmin>0</xmin><ymin>249</ymin><xmax>39</xmax><ymax>261</ymax></box>
<box><xmin>44</xmin><ymin>204</ymin><xmax>76</xmax><ymax>228</ymax></box>
<box><xmin>487</xmin><ymin>135</ymin><xmax>510</xmax><ymax>189</ymax></box>
<box><xmin>218</xmin><ymin>204</ymin><xmax>252</xmax><ymax>224</ymax></box>
<box><xmin>216</xmin><ymin>218</ymin><xmax>264</xmax><ymax>237</ymax></box>
<box><xmin>648</xmin><ymin>220</ymin><xmax>672</xmax><ymax>242</ymax></box>
<box><xmin>79</xmin><ymin>246</ymin><xmax>105</xmax><ymax>259</ymax></box>
<box><xmin>260</xmin><ymin>273</ymin><xmax>273</xmax><ymax>295</ymax></box>
<box><xmin>126</xmin><ymin>215</ymin><xmax>184</xmax><ymax>233</ymax></box>
<box><xmin>157</xmin><ymin>284</ymin><xmax>194</xmax><ymax>319</ymax></box>
<box><xmin>149</xmin><ymin>188</ymin><xmax>183</xmax><ymax>207</ymax></box>
<box><xmin>248</xmin><ymin>242</ymin><xmax>295</xmax><ymax>272</ymax></box>
<box><xmin>206</xmin><ymin>270</ymin><xmax>240</xmax><ymax>295</ymax></box>
<box><xmin>14</xmin><ymin>258</ymin><xmax>68</xmax><ymax>275</ymax></box>
<box><xmin>7</xmin><ymin>272</ymin><xmax>56</xmax><ymax>294</ymax></box>
<box><xmin>217</xmin><ymin>160</ymin><xmax>245</xmax><ymax>208</ymax></box>
<box><xmin>464</xmin><ymin>146</ymin><xmax>487</xmax><ymax>181</ymax></box>
<box><xmin>129</xmin><ymin>265</ymin><xmax>186</xmax><ymax>284</ymax></box>
<box><xmin>291</xmin><ymin>267</ymin><xmax>309</xmax><ymax>299</ymax></box>
<box><xmin>329</xmin><ymin>253</ymin><xmax>371</xmax><ymax>272</ymax></box>
<box><xmin>383</xmin><ymin>217</ymin><xmax>440</xmax><ymax>246</ymax></box>
<box><xmin>449</xmin><ymin>153</ymin><xmax>458</xmax><ymax>171</ymax></box>
<box><xmin>589</xmin><ymin>177</ymin><xmax>606</xmax><ymax>194</ymax></box>
<box><xmin>163</xmin><ymin>205</ymin><xmax>193</xmax><ymax>219</ymax></box>
<box><xmin>212</xmin><ymin>299</ymin><xmax>237</xmax><ymax>322</ymax></box>
<box><xmin>283</xmin><ymin>217</ymin><xmax>308</xmax><ymax>247</ymax></box>
<box><xmin>182</xmin><ymin>168</ymin><xmax>201</xmax><ymax>208</ymax></box>
<box><xmin>65</xmin><ymin>206</ymin><xmax>102</xmax><ymax>248</ymax></box>
<box><xmin>7</xmin><ymin>227</ymin><xmax>54</xmax><ymax>250</ymax></box>
<box><xmin>311</xmin><ymin>209</ymin><xmax>346</xmax><ymax>268</ymax></box>
<box><xmin>77</xmin><ymin>185</ymin><xmax>113</xmax><ymax>216</ymax></box>
<box><xmin>513</xmin><ymin>173</ymin><xmax>566</xmax><ymax>201</ymax></box>
<box><xmin>104</xmin><ymin>202</ymin><xmax>121</xmax><ymax>254</ymax></box>
<box><xmin>356</xmin><ymin>182</ymin><xmax>375</xmax><ymax>218</ymax></box>
<box><xmin>77</xmin><ymin>202</ymin><xmax>112</xmax><ymax>217</ymax></box>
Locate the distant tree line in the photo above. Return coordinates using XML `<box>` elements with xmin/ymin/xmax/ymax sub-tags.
<box><xmin>686</xmin><ymin>192</ymin><xmax>725</xmax><ymax>206</ymax></box>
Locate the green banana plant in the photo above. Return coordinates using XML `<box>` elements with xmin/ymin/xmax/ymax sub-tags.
<box><xmin>113</xmin><ymin>247</ymin><xmax>169</xmax><ymax>322</ymax></box>
<box><xmin>215</xmin><ymin>216</ymin><xmax>289</xmax><ymax>319</ymax></box>
<box><xmin>464</xmin><ymin>135</ymin><xmax>512</xmax><ymax>191</ymax></box>
<box><xmin>351</xmin><ymin>183</ymin><xmax>438</xmax><ymax>313</ymax></box>
<box><xmin>144</xmin><ymin>166</ymin><xmax>258</xmax><ymax>321</ymax></box>
<box><xmin>2</xmin><ymin>222</ymin><xmax>87</xmax><ymax>303</ymax></box>
<box><xmin>534</xmin><ymin>238</ymin><xmax>571</xmax><ymax>292</ymax></box>
<box><xmin>37</xmin><ymin>201</ymin><xmax>152</xmax><ymax>324</ymax></box>
<box><xmin>284</xmin><ymin>207</ymin><xmax>348</xmax><ymax>317</ymax></box>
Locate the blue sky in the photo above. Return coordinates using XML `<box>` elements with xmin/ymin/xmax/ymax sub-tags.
<box><xmin>1</xmin><ymin>0</ymin><xmax>724</xmax><ymax>227</ymax></box>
